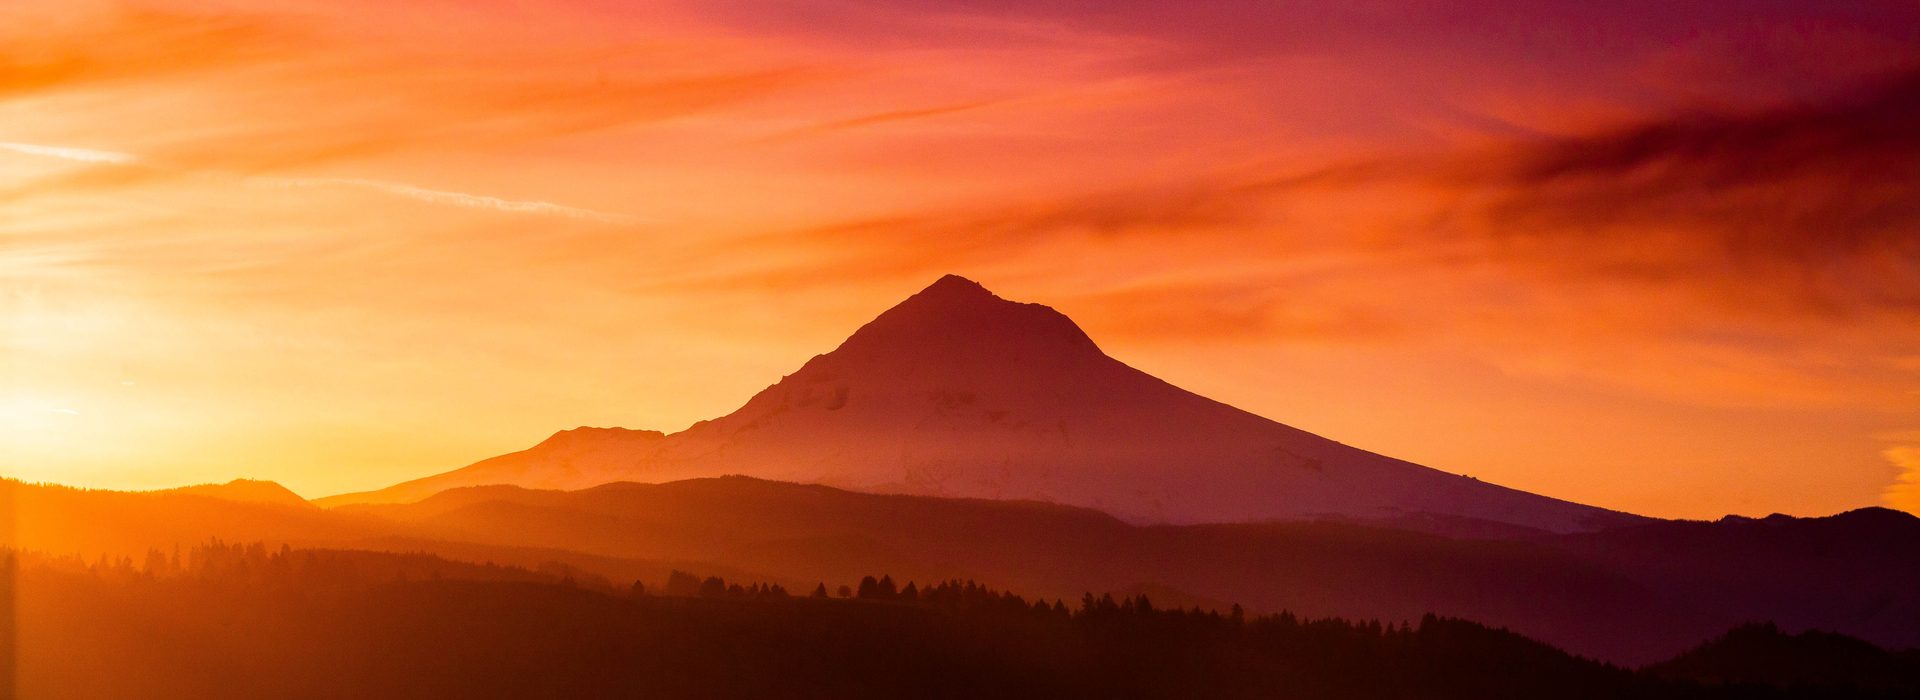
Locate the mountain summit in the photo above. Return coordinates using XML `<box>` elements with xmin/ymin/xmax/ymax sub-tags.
<box><xmin>840</xmin><ymin>273</ymin><xmax>1101</xmax><ymax>359</ymax></box>
<box><xmin>321</xmin><ymin>275</ymin><xmax>1638</xmax><ymax>532</ymax></box>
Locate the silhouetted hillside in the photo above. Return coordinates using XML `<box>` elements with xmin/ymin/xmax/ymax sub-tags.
<box><xmin>2</xmin><ymin>479</ymin><xmax>378</xmax><ymax>557</ymax></box>
<box><xmin>342</xmin><ymin>477</ymin><xmax>1920</xmax><ymax>662</ymax></box>
<box><xmin>1555</xmin><ymin>509</ymin><xmax>1920</xmax><ymax>652</ymax></box>
<box><xmin>1649</xmin><ymin>623</ymin><xmax>1920</xmax><ymax>692</ymax></box>
<box><xmin>10</xmin><ymin>477</ymin><xmax>1918</xmax><ymax>664</ymax></box>
<box><xmin>0</xmin><ymin>478</ymin><xmax>772</xmax><ymax>599</ymax></box>
<box><xmin>158</xmin><ymin>479</ymin><xmax>314</xmax><ymax>509</ymax></box>
<box><xmin>8</xmin><ymin>547</ymin><xmax>1910</xmax><ymax>699</ymax></box>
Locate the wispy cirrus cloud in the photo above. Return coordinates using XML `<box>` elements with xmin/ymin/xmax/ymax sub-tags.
<box><xmin>1456</xmin><ymin>68</ymin><xmax>1920</xmax><ymax>318</ymax></box>
<box><xmin>0</xmin><ymin>5</ymin><xmax>304</xmax><ymax>95</ymax></box>
<box><xmin>761</xmin><ymin>99</ymin><xmax>1006</xmax><ymax>142</ymax></box>
<box><xmin>0</xmin><ymin>142</ymin><xmax>139</xmax><ymax>164</ymax></box>
<box><xmin>742</xmin><ymin>67</ymin><xmax>1920</xmax><ymax>320</ymax></box>
<box><xmin>255</xmin><ymin>177</ymin><xmax>636</xmax><ymax>224</ymax></box>
<box><xmin>4</xmin><ymin>1</ymin><xmax>833</xmax><ymax>179</ymax></box>
<box><xmin>651</xmin><ymin>67</ymin><xmax>1920</xmax><ymax>409</ymax></box>
<box><xmin>1</xmin><ymin>141</ymin><xmax>634</xmax><ymax>223</ymax></box>
<box><xmin>9</xmin><ymin>0</ymin><xmax>1918</xmax><ymax>517</ymax></box>
<box><xmin>1884</xmin><ymin>444</ymin><xmax>1920</xmax><ymax>515</ymax></box>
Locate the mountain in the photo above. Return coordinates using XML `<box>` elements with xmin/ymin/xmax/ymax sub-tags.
<box><xmin>320</xmin><ymin>275</ymin><xmax>1637</xmax><ymax>532</ymax></box>
<box><xmin>159</xmin><ymin>479</ymin><xmax>315</xmax><ymax>509</ymax></box>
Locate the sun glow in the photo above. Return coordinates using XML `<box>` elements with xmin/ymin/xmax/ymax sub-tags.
<box><xmin>2</xmin><ymin>0</ymin><xmax>1916</xmax><ymax>517</ymax></box>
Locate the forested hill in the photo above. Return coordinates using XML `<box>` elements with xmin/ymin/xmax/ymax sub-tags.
<box><xmin>6</xmin><ymin>546</ymin><xmax>1914</xmax><ymax>700</ymax></box>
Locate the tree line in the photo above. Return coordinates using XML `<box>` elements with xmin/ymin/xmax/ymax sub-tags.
<box><xmin>6</xmin><ymin>544</ymin><xmax>1914</xmax><ymax>699</ymax></box>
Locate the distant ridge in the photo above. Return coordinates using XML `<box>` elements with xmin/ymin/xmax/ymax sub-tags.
<box><xmin>11</xmin><ymin>476</ymin><xmax>1920</xmax><ymax>662</ymax></box>
<box><xmin>1649</xmin><ymin>622</ymin><xmax>1920</xmax><ymax>690</ymax></box>
<box><xmin>321</xmin><ymin>275</ymin><xmax>1642</xmax><ymax>533</ymax></box>
<box><xmin>162</xmin><ymin>479</ymin><xmax>314</xmax><ymax>509</ymax></box>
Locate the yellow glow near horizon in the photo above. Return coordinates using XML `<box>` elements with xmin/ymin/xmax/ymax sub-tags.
<box><xmin>4</xmin><ymin>0</ymin><xmax>1917</xmax><ymax>518</ymax></box>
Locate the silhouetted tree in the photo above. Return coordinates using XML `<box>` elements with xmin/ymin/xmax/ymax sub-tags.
<box><xmin>10</xmin><ymin>552</ymin><xmax>1914</xmax><ymax>699</ymax></box>
<box><xmin>665</xmin><ymin>570</ymin><xmax>702</xmax><ymax>597</ymax></box>
<box><xmin>143</xmin><ymin>548</ymin><xmax>169</xmax><ymax>576</ymax></box>
<box><xmin>811</xmin><ymin>583</ymin><xmax>829</xmax><ymax>598</ymax></box>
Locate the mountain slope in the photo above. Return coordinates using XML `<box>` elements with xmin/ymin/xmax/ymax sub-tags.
<box><xmin>322</xmin><ymin>275</ymin><xmax>1637</xmax><ymax>532</ymax></box>
<box><xmin>326</xmin><ymin>427</ymin><xmax>668</xmax><ymax>500</ymax></box>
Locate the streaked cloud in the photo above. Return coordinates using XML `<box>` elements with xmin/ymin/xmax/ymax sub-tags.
<box><xmin>1458</xmin><ymin>69</ymin><xmax>1920</xmax><ymax>318</ymax></box>
<box><xmin>1885</xmin><ymin>445</ymin><xmax>1920</xmax><ymax>515</ymax></box>
<box><xmin>255</xmin><ymin>177</ymin><xmax>636</xmax><ymax>223</ymax></box>
<box><xmin>0</xmin><ymin>142</ymin><xmax>139</xmax><ymax>164</ymax></box>
<box><xmin>4</xmin><ymin>0</ymin><xmax>1916</xmax><ymax>518</ymax></box>
<box><xmin>1</xmin><ymin>140</ymin><xmax>633</xmax><ymax>223</ymax></box>
<box><xmin>0</xmin><ymin>5</ymin><xmax>303</xmax><ymax>95</ymax></box>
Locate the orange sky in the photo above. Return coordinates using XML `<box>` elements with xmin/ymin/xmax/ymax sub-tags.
<box><xmin>4</xmin><ymin>0</ymin><xmax>1918</xmax><ymax>518</ymax></box>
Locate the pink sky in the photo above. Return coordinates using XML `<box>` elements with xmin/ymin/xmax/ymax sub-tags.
<box><xmin>4</xmin><ymin>0</ymin><xmax>1918</xmax><ymax>518</ymax></box>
